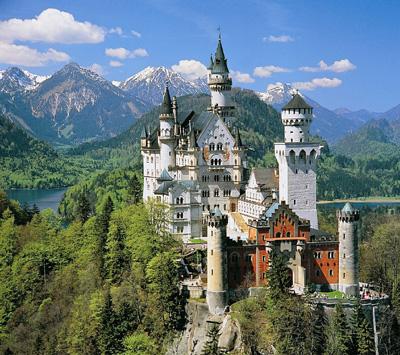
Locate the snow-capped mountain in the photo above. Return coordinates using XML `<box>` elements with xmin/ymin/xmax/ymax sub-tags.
<box><xmin>0</xmin><ymin>67</ymin><xmax>49</xmax><ymax>93</ymax></box>
<box><xmin>0</xmin><ymin>63</ymin><xmax>147</xmax><ymax>144</ymax></box>
<box><xmin>256</xmin><ymin>82</ymin><xmax>376</xmax><ymax>143</ymax></box>
<box><xmin>256</xmin><ymin>82</ymin><xmax>297</xmax><ymax>109</ymax></box>
<box><xmin>119</xmin><ymin>66</ymin><xmax>209</xmax><ymax>106</ymax></box>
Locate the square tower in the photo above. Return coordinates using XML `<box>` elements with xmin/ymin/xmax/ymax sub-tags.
<box><xmin>274</xmin><ymin>93</ymin><xmax>322</xmax><ymax>229</ymax></box>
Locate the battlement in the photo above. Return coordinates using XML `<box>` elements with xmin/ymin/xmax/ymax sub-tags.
<box><xmin>336</xmin><ymin>203</ymin><xmax>360</xmax><ymax>222</ymax></box>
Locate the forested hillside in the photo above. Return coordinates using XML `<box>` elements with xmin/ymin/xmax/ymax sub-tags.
<box><xmin>1</xmin><ymin>185</ymin><xmax>400</xmax><ymax>354</ymax></box>
<box><xmin>0</xmin><ymin>115</ymin><xmax>106</xmax><ymax>189</ymax></box>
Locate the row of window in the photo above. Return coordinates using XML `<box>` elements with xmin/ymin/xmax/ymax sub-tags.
<box><xmin>203</xmin><ymin>204</ymin><xmax>226</xmax><ymax>212</ymax></box>
<box><xmin>209</xmin><ymin>143</ymin><xmax>224</xmax><ymax>151</ymax></box>
<box><xmin>314</xmin><ymin>251</ymin><xmax>335</xmax><ymax>259</ymax></box>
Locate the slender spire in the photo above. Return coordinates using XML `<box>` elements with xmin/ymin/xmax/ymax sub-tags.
<box><xmin>234</xmin><ymin>127</ymin><xmax>242</xmax><ymax>148</ymax></box>
<box><xmin>140</xmin><ymin>126</ymin><xmax>147</xmax><ymax>139</ymax></box>
<box><xmin>212</xmin><ymin>35</ymin><xmax>229</xmax><ymax>73</ymax></box>
<box><xmin>208</xmin><ymin>54</ymin><xmax>214</xmax><ymax>70</ymax></box>
<box><xmin>161</xmin><ymin>84</ymin><xmax>173</xmax><ymax>115</ymax></box>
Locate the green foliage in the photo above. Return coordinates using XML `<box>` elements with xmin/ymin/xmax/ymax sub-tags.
<box><xmin>59</xmin><ymin>168</ymin><xmax>142</xmax><ymax>222</ymax></box>
<box><xmin>0</xmin><ymin>187</ymin><xmax>185</xmax><ymax>353</ymax></box>
<box><xmin>123</xmin><ymin>332</ymin><xmax>158</xmax><ymax>355</ymax></box>
<box><xmin>145</xmin><ymin>251</ymin><xmax>185</xmax><ymax>338</ymax></box>
<box><xmin>202</xmin><ymin>323</ymin><xmax>224</xmax><ymax>355</ymax></box>
<box><xmin>324</xmin><ymin>303</ymin><xmax>351</xmax><ymax>355</ymax></box>
<box><xmin>266</xmin><ymin>251</ymin><xmax>291</xmax><ymax>299</ymax></box>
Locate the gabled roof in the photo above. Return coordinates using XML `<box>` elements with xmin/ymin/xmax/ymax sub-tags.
<box><xmin>154</xmin><ymin>180</ymin><xmax>198</xmax><ymax>195</ymax></box>
<box><xmin>282</xmin><ymin>93</ymin><xmax>312</xmax><ymax>110</ymax></box>
<box><xmin>211</xmin><ymin>207</ymin><xmax>223</xmax><ymax>218</ymax></box>
<box><xmin>263</xmin><ymin>202</ymin><xmax>279</xmax><ymax>218</ymax></box>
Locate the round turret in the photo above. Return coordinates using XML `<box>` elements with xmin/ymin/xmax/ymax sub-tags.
<box><xmin>206</xmin><ymin>207</ymin><xmax>228</xmax><ymax>315</ymax></box>
<box><xmin>337</xmin><ymin>203</ymin><xmax>360</xmax><ymax>296</ymax></box>
<box><xmin>207</xmin><ymin>35</ymin><xmax>234</xmax><ymax>120</ymax></box>
<box><xmin>281</xmin><ymin>92</ymin><xmax>313</xmax><ymax>143</ymax></box>
<box><xmin>159</xmin><ymin>85</ymin><xmax>176</xmax><ymax>171</ymax></box>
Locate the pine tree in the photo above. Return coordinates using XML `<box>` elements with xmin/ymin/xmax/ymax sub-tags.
<box><xmin>97</xmin><ymin>196</ymin><xmax>114</xmax><ymax>278</ymax></box>
<box><xmin>104</xmin><ymin>222</ymin><xmax>128</xmax><ymax>284</ymax></box>
<box><xmin>357</xmin><ymin>318</ymin><xmax>375</xmax><ymax>355</ymax></box>
<box><xmin>392</xmin><ymin>278</ymin><xmax>400</xmax><ymax>320</ymax></box>
<box><xmin>76</xmin><ymin>192</ymin><xmax>91</xmax><ymax>223</ymax></box>
<box><xmin>202</xmin><ymin>323</ymin><xmax>222</xmax><ymax>355</ymax></box>
<box><xmin>266</xmin><ymin>251</ymin><xmax>291</xmax><ymax>299</ymax></box>
<box><xmin>308</xmin><ymin>303</ymin><xmax>327</xmax><ymax>354</ymax></box>
<box><xmin>324</xmin><ymin>302</ymin><xmax>351</xmax><ymax>355</ymax></box>
<box><xmin>98</xmin><ymin>286</ymin><xmax>120</xmax><ymax>355</ymax></box>
<box><xmin>350</xmin><ymin>300</ymin><xmax>374</xmax><ymax>355</ymax></box>
<box><xmin>127</xmin><ymin>174</ymin><xmax>142</xmax><ymax>204</ymax></box>
<box><xmin>31</xmin><ymin>203</ymin><xmax>40</xmax><ymax>215</ymax></box>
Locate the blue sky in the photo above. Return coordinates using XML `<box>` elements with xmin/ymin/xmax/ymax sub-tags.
<box><xmin>0</xmin><ymin>0</ymin><xmax>399</xmax><ymax>112</ymax></box>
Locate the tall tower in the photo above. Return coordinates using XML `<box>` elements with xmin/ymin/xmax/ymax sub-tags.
<box><xmin>158</xmin><ymin>85</ymin><xmax>176</xmax><ymax>172</ymax></box>
<box><xmin>207</xmin><ymin>35</ymin><xmax>234</xmax><ymax>123</ymax></box>
<box><xmin>207</xmin><ymin>207</ymin><xmax>228</xmax><ymax>315</ymax></box>
<box><xmin>274</xmin><ymin>93</ymin><xmax>322</xmax><ymax>229</ymax></box>
<box><xmin>337</xmin><ymin>203</ymin><xmax>360</xmax><ymax>296</ymax></box>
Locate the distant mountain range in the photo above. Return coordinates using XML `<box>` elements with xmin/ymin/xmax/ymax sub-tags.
<box><xmin>117</xmin><ymin>66</ymin><xmax>209</xmax><ymax>106</ymax></box>
<box><xmin>1</xmin><ymin>64</ymin><xmax>399</xmax><ymax>146</ymax></box>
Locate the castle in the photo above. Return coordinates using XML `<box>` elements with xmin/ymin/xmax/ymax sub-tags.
<box><xmin>141</xmin><ymin>37</ymin><xmax>360</xmax><ymax>315</ymax></box>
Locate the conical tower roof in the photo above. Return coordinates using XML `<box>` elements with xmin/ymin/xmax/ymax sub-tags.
<box><xmin>342</xmin><ymin>202</ymin><xmax>355</xmax><ymax>213</ymax></box>
<box><xmin>208</xmin><ymin>54</ymin><xmax>214</xmax><ymax>70</ymax></box>
<box><xmin>161</xmin><ymin>85</ymin><xmax>173</xmax><ymax>115</ymax></box>
<box><xmin>157</xmin><ymin>169</ymin><xmax>173</xmax><ymax>182</ymax></box>
<box><xmin>140</xmin><ymin>126</ymin><xmax>147</xmax><ymax>139</ymax></box>
<box><xmin>212</xmin><ymin>36</ymin><xmax>229</xmax><ymax>74</ymax></box>
<box><xmin>282</xmin><ymin>92</ymin><xmax>312</xmax><ymax>110</ymax></box>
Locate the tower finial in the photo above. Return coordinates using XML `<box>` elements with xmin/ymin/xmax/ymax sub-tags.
<box><xmin>217</xmin><ymin>26</ymin><xmax>221</xmax><ymax>40</ymax></box>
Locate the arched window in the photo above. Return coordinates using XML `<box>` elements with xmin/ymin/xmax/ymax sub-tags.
<box><xmin>218</xmin><ymin>159</ymin><xmax>222</xmax><ymax>165</ymax></box>
<box><xmin>286</xmin><ymin>232</ymin><xmax>291</xmax><ymax>238</ymax></box>
<box><xmin>210</xmin><ymin>143</ymin><xmax>215</xmax><ymax>151</ymax></box>
<box><xmin>180</xmin><ymin>197</ymin><xmax>183</xmax><ymax>204</ymax></box>
<box><xmin>276</xmin><ymin>232</ymin><xmax>281</xmax><ymax>238</ymax></box>
<box><xmin>289</xmin><ymin>150</ymin><xmax>295</xmax><ymax>164</ymax></box>
<box><xmin>299</xmin><ymin>150</ymin><xmax>306</xmax><ymax>164</ymax></box>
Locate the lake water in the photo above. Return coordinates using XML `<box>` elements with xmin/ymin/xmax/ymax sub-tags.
<box><xmin>5</xmin><ymin>188</ymin><xmax>68</xmax><ymax>212</ymax></box>
<box><xmin>318</xmin><ymin>201</ymin><xmax>400</xmax><ymax>210</ymax></box>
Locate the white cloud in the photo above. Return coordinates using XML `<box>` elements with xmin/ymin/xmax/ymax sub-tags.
<box><xmin>131</xmin><ymin>48</ymin><xmax>148</xmax><ymax>58</ymax></box>
<box><xmin>253</xmin><ymin>65</ymin><xmax>290</xmax><ymax>78</ymax></box>
<box><xmin>131</xmin><ymin>30</ymin><xmax>142</xmax><ymax>38</ymax></box>
<box><xmin>109</xmin><ymin>27</ymin><xmax>123</xmax><ymax>36</ymax></box>
<box><xmin>171</xmin><ymin>59</ymin><xmax>208</xmax><ymax>80</ymax></box>
<box><xmin>231</xmin><ymin>70</ymin><xmax>255</xmax><ymax>83</ymax></box>
<box><xmin>0</xmin><ymin>41</ymin><xmax>69</xmax><ymax>66</ymax></box>
<box><xmin>88</xmin><ymin>63</ymin><xmax>104</xmax><ymax>75</ymax></box>
<box><xmin>292</xmin><ymin>77</ymin><xmax>342</xmax><ymax>91</ymax></box>
<box><xmin>105</xmin><ymin>47</ymin><xmax>148</xmax><ymax>60</ymax></box>
<box><xmin>300</xmin><ymin>59</ymin><xmax>356</xmax><ymax>73</ymax></box>
<box><xmin>109</xmin><ymin>60</ymin><xmax>123</xmax><ymax>67</ymax></box>
<box><xmin>0</xmin><ymin>8</ymin><xmax>105</xmax><ymax>44</ymax></box>
<box><xmin>263</xmin><ymin>35</ymin><xmax>294</xmax><ymax>43</ymax></box>
<box><xmin>105</xmin><ymin>47</ymin><xmax>130</xmax><ymax>59</ymax></box>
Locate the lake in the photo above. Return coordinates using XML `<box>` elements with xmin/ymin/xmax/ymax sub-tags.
<box><xmin>318</xmin><ymin>201</ymin><xmax>400</xmax><ymax>210</ymax></box>
<box><xmin>5</xmin><ymin>188</ymin><xmax>68</xmax><ymax>212</ymax></box>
